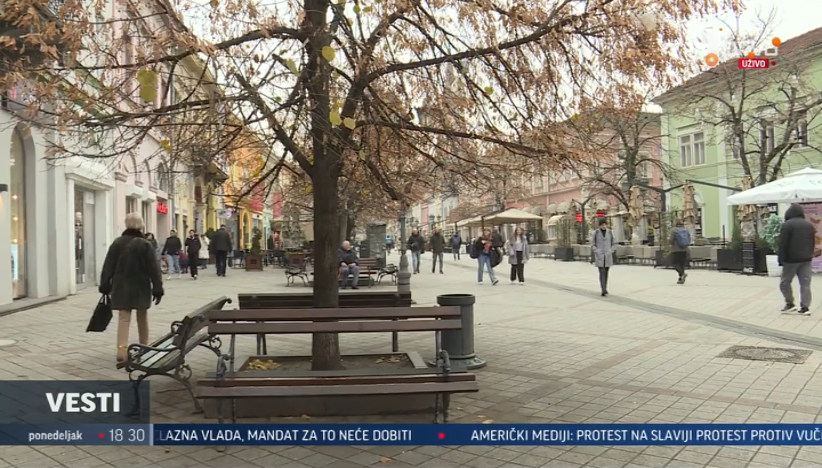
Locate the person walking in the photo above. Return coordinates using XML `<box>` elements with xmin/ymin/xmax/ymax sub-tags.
<box><xmin>492</xmin><ymin>228</ymin><xmax>504</xmax><ymax>248</ymax></box>
<box><xmin>508</xmin><ymin>227</ymin><xmax>529</xmax><ymax>285</ymax></box>
<box><xmin>407</xmin><ymin>228</ymin><xmax>424</xmax><ymax>274</ymax></box>
<box><xmin>669</xmin><ymin>220</ymin><xmax>691</xmax><ymax>284</ymax></box>
<box><xmin>429</xmin><ymin>228</ymin><xmax>445</xmax><ymax>274</ymax></box>
<box><xmin>474</xmin><ymin>227</ymin><xmax>499</xmax><ymax>285</ymax></box>
<box><xmin>210</xmin><ymin>225</ymin><xmax>232</xmax><ymax>277</ymax></box>
<box><xmin>778</xmin><ymin>204</ymin><xmax>816</xmax><ymax>314</ymax></box>
<box><xmin>451</xmin><ymin>233</ymin><xmax>462</xmax><ymax>260</ymax></box>
<box><xmin>590</xmin><ymin>219</ymin><xmax>616</xmax><ymax>296</ymax></box>
<box><xmin>99</xmin><ymin>213</ymin><xmax>163</xmax><ymax>368</ymax></box>
<box><xmin>184</xmin><ymin>230</ymin><xmax>202</xmax><ymax>279</ymax></box>
<box><xmin>198</xmin><ymin>233</ymin><xmax>210</xmax><ymax>269</ymax></box>
<box><xmin>161</xmin><ymin>230</ymin><xmax>182</xmax><ymax>279</ymax></box>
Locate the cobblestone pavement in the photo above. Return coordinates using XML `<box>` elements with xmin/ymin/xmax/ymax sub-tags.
<box><xmin>2</xmin><ymin>254</ymin><xmax>822</xmax><ymax>467</ymax></box>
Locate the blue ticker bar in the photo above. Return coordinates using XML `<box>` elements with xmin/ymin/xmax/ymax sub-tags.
<box><xmin>2</xmin><ymin>424</ymin><xmax>821</xmax><ymax>446</ymax></box>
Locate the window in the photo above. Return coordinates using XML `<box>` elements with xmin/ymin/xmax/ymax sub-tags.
<box><xmin>679</xmin><ymin>132</ymin><xmax>705</xmax><ymax>167</ymax></box>
<box><xmin>731</xmin><ymin>139</ymin><xmax>742</xmax><ymax>159</ymax></box>
<box><xmin>636</xmin><ymin>151</ymin><xmax>650</xmax><ymax>178</ymax></box>
<box><xmin>535</xmin><ymin>176</ymin><xmax>543</xmax><ymax>188</ymax></box>
<box><xmin>760</xmin><ymin>120</ymin><xmax>775</xmax><ymax>154</ymax></box>
<box><xmin>126</xmin><ymin>197</ymin><xmax>138</xmax><ymax>214</ymax></box>
<box><xmin>794</xmin><ymin>112</ymin><xmax>809</xmax><ymax>147</ymax></box>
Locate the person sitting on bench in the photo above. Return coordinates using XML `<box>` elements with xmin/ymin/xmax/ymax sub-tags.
<box><xmin>338</xmin><ymin>240</ymin><xmax>360</xmax><ymax>289</ymax></box>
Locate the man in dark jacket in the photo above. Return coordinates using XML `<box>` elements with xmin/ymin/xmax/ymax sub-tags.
<box><xmin>429</xmin><ymin>228</ymin><xmax>445</xmax><ymax>274</ymax></box>
<box><xmin>160</xmin><ymin>230</ymin><xmax>182</xmax><ymax>279</ymax></box>
<box><xmin>184</xmin><ymin>230</ymin><xmax>202</xmax><ymax>280</ymax></box>
<box><xmin>210</xmin><ymin>225</ymin><xmax>233</xmax><ymax>277</ymax></box>
<box><xmin>407</xmin><ymin>228</ymin><xmax>424</xmax><ymax>274</ymax></box>
<box><xmin>492</xmin><ymin>228</ymin><xmax>504</xmax><ymax>248</ymax></box>
<box><xmin>778</xmin><ymin>204</ymin><xmax>817</xmax><ymax>314</ymax></box>
<box><xmin>451</xmin><ymin>233</ymin><xmax>462</xmax><ymax>260</ymax></box>
<box><xmin>338</xmin><ymin>240</ymin><xmax>360</xmax><ymax>289</ymax></box>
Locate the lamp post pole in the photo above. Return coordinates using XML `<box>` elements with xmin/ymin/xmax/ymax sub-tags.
<box><xmin>397</xmin><ymin>198</ymin><xmax>411</xmax><ymax>296</ymax></box>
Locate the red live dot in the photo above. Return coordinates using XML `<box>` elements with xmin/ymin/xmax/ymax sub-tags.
<box><xmin>438</xmin><ymin>432</ymin><xmax>445</xmax><ymax>440</ymax></box>
<box><xmin>98</xmin><ymin>433</ymin><xmax>105</xmax><ymax>439</ymax></box>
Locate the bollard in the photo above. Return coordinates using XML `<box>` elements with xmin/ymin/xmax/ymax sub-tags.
<box><xmin>431</xmin><ymin>293</ymin><xmax>486</xmax><ymax>370</ymax></box>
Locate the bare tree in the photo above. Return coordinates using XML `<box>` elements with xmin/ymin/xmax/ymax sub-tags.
<box><xmin>1</xmin><ymin>0</ymin><xmax>735</xmax><ymax>369</ymax></box>
<box><xmin>662</xmin><ymin>8</ymin><xmax>822</xmax><ymax>185</ymax></box>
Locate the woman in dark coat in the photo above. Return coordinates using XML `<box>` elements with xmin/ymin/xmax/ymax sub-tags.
<box><xmin>99</xmin><ymin>213</ymin><xmax>164</xmax><ymax>367</ymax></box>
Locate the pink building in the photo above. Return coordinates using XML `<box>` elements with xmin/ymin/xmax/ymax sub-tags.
<box><xmin>506</xmin><ymin>112</ymin><xmax>663</xmax><ymax>243</ymax></box>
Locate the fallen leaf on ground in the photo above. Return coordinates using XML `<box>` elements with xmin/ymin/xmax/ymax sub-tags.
<box><xmin>482</xmin><ymin>419</ymin><xmax>494</xmax><ymax>424</ymax></box>
<box><xmin>378</xmin><ymin>457</ymin><xmax>392</xmax><ymax>463</ymax></box>
<box><xmin>476</xmin><ymin>415</ymin><xmax>486</xmax><ymax>419</ymax></box>
<box><xmin>301</xmin><ymin>414</ymin><xmax>311</xmax><ymax>420</ymax></box>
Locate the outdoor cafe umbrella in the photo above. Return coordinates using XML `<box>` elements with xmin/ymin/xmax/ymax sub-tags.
<box><xmin>727</xmin><ymin>167</ymin><xmax>822</xmax><ymax>205</ymax></box>
<box><xmin>482</xmin><ymin>208</ymin><xmax>543</xmax><ymax>224</ymax></box>
<box><xmin>682</xmin><ymin>182</ymin><xmax>696</xmax><ymax>226</ymax></box>
<box><xmin>628</xmin><ymin>185</ymin><xmax>643</xmax><ymax>227</ymax></box>
<box><xmin>736</xmin><ymin>175</ymin><xmax>758</xmax><ymax>221</ymax></box>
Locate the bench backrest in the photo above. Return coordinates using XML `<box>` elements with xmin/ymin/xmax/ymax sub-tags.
<box><xmin>359</xmin><ymin>258</ymin><xmax>380</xmax><ymax>269</ymax></box>
<box><xmin>208</xmin><ymin>306</ymin><xmax>461</xmax><ymax>335</ymax></box>
<box><xmin>172</xmin><ymin>296</ymin><xmax>232</xmax><ymax>346</ymax></box>
<box><xmin>237</xmin><ymin>292</ymin><xmax>411</xmax><ymax>309</ymax></box>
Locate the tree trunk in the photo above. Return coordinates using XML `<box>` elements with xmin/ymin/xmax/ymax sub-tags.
<box><xmin>304</xmin><ymin>0</ymin><xmax>341</xmax><ymax>371</ymax></box>
<box><xmin>311</xmin><ymin>167</ymin><xmax>343</xmax><ymax>370</ymax></box>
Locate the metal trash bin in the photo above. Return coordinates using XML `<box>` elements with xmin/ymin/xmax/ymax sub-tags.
<box><xmin>432</xmin><ymin>293</ymin><xmax>486</xmax><ymax>370</ymax></box>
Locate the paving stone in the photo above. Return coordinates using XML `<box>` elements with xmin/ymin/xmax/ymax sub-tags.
<box><xmin>5</xmin><ymin>261</ymin><xmax>822</xmax><ymax>467</ymax></box>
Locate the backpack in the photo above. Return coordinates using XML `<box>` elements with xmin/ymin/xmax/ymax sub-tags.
<box><xmin>469</xmin><ymin>242</ymin><xmax>480</xmax><ymax>259</ymax></box>
<box><xmin>674</xmin><ymin>229</ymin><xmax>691</xmax><ymax>248</ymax></box>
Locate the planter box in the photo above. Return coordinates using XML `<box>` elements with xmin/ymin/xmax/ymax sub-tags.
<box><xmin>554</xmin><ymin>246</ymin><xmax>575</xmax><ymax>261</ymax></box>
<box><xmin>717</xmin><ymin>249</ymin><xmax>742</xmax><ymax>271</ymax></box>
<box><xmin>654</xmin><ymin>250</ymin><xmax>669</xmax><ymax>267</ymax></box>
<box><xmin>202</xmin><ymin>352</ymin><xmax>433</xmax><ymax>418</ymax></box>
<box><xmin>245</xmin><ymin>254</ymin><xmax>264</xmax><ymax>271</ymax></box>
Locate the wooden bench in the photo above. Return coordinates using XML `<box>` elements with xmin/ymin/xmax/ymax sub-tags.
<box><xmin>125</xmin><ymin>296</ymin><xmax>232</xmax><ymax>412</ymax></box>
<box><xmin>201</xmin><ymin>306</ymin><xmax>477</xmax><ymax>424</ymax></box>
<box><xmin>237</xmin><ymin>291</ymin><xmax>412</xmax><ymax>353</ymax></box>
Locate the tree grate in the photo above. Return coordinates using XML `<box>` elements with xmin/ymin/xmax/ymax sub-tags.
<box><xmin>717</xmin><ymin>345</ymin><xmax>812</xmax><ymax>364</ymax></box>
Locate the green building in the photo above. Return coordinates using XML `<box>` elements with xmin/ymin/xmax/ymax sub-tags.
<box><xmin>654</xmin><ymin>27</ymin><xmax>822</xmax><ymax>239</ymax></box>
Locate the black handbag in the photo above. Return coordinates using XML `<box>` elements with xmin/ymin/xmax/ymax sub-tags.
<box><xmin>87</xmin><ymin>295</ymin><xmax>113</xmax><ymax>332</ymax></box>
<box><xmin>491</xmin><ymin>248</ymin><xmax>502</xmax><ymax>267</ymax></box>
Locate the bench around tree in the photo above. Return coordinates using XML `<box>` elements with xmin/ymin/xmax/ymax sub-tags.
<box><xmin>200</xmin><ymin>306</ymin><xmax>478</xmax><ymax>424</ymax></box>
<box><xmin>237</xmin><ymin>291</ymin><xmax>412</xmax><ymax>354</ymax></box>
<box><xmin>125</xmin><ymin>296</ymin><xmax>232</xmax><ymax>412</ymax></box>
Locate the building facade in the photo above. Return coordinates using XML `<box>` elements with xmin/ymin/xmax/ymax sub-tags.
<box><xmin>655</xmin><ymin>28</ymin><xmax>822</xmax><ymax>239</ymax></box>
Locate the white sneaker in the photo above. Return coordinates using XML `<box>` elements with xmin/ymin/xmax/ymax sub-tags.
<box><xmin>166</xmin><ymin>275</ymin><xmax>172</xmax><ymax>280</ymax></box>
<box><xmin>477</xmin><ymin>281</ymin><xmax>483</xmax><ymax>285</ymax></box>
<box><xmin>519</xmin><ymin>282</ymin><xmax>525</xmax><ymax>286</ymax></box>
<box><xmin>510</xmin><ymin>280</ymin><xmax>515</xmax><ymax>285</ymax></box>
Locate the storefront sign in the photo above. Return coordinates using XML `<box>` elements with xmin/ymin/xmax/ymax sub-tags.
<box><xmin>157</xmin><ymin>202</ymin><xmax>168</xmax><ymax>214</ymax></box>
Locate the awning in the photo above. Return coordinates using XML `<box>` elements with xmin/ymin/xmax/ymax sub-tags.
<box><xmin>483</xmin><ymin>208</ymin><xmax>543</xmax><ymax>224</ymax></box>
<box><xmin>557</xmin><ymin>201</ymin><xmax>570</xmax><ymax>213</ymax></box>
<box><xmin>456</xmin><ymin>215</ymin><xmax>485</xmax><ymax>228</ymax></box>
<box><xmin>545</xmin><ymin>204</ymin><xmax>558</xmax><ymax>215</ymax></box>
<box><xmin>547</xmin><ymin>214</ymin><xmax>565</xmax><ymax>226</ymax></box>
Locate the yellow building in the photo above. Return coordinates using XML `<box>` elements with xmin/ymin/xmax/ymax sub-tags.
<box><xmin>224</xmin><ymin>133</ymin><xmax>267</xmax><ymax>249</ymax></box>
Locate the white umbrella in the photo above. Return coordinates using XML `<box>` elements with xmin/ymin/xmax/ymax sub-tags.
<box><xmin>483</xmin><ymin>208</ymin><xmax>543</xmax><ymax>224</ymax></box>
<box><xmin>727</xmin><ymin>167</ymin><xmax>822</xmax><ymax>205</ymax></box>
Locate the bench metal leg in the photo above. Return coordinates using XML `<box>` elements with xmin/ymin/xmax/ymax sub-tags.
<box><xmin>128</xmin><ymin>365</ymin><xmax>202</xmax><ymax>414</ymax></box>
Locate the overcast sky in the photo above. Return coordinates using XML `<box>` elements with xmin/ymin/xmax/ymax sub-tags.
<box><xmin>688</xmin><ymin>0</ymin><xmax>820</xmax><ymax>59</ymax></box>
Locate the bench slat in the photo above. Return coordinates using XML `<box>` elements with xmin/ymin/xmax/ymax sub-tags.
<box><xmin>203</xmin><ymin>367</ymin><xmax>470</xmax><ymax>379</ymax></box>
<box><xmin>197</xmin><ymin>381</ymin><xmax>479</xmax><ymax>398</ymax></box>
<box><xmin>208</xmin><ymin>319</ymin><xmax>462</xmax><ymax>335</ymax></box>
<box><xmin>198</xmin><ymin>373</ymin><xmax>476</xmax><ymax>387</ymax></box>
<box><xmin>210</xmin><ymin>307</ymin><xmax>459</xmax><ymax>321</ymax></box>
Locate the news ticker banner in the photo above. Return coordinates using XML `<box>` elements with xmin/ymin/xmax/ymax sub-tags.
<box><xmin>0</xmin><ymin>381</ymin><xmax>150</xmax><ymax>425</ymax></box>
<box><xmin>5</xmin><ymin>424</ymin><xmax>822</xmax><ymax>446</ymax></box>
